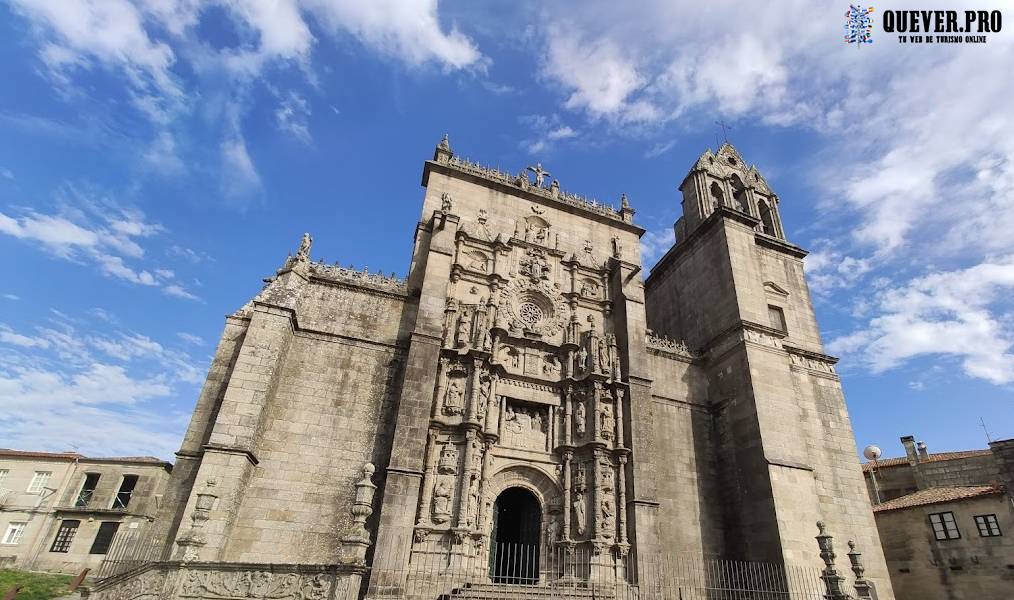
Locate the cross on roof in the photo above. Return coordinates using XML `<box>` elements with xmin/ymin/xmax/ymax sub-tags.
<box><xmin>715</xmin><ymin>120</ymin><xmax>733</xmax><ymax>143</ymax></box>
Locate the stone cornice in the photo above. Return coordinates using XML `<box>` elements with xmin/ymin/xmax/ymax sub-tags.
<box><xmin>754</xmin><ymin>232</ymin><xmax>808</xmax><ymax>258</ymax></box>
<box><xmin>423</xmin><ymin>159</ymin><xmax>645</xmax><ymax>236</ymax></box>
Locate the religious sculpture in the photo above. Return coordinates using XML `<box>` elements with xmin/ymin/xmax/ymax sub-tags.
<box><xmin>455</xmin><ymin>310</ymin><xmax>471</xmax><ymax>348</ymax></box>
<box><xmin>575</xmin><ymin>399</ymin><xmax>586</xmax><ymax>435</ymax></box>
<box><xmin>600</xmin><ymin>403</ymin><xmax>615</xmax><ymax>440</ymax></box>
<box><xmin>543</xmin><ymin>353</ymin><xmax>561</xmax><ymax>375</ymax></box>
<box><xmin>477</xmin><ymin>376</ymin><xmax>491</xmax><ymax>418</ymax></box>
<box><xmin>597</xmin><ymin>338</ymin><xmax>609</xmax><ymax>374</ymax></box>
<box><xmin>432</xmin><ymin>478</ymin><xmax>452</xmax><ymax>523</ymax></box>
<box><xmin>575</xmin><ymin>346</ymin><xmax>588</xmax><ymax>375</ymax></box>
<box><xmin>573</xmin><ymin>491</ymin><xmax>587</xmax><ymax>535</ymax></box>
<box><xmin>443</xmin><ymin>380</ymin><xmax>464</xmax><ymax>415</ymax></box>
<box><xmin>546</xmin><ymin>516</ymin><xmax>560</xmax><ymax>544</ymax></box>
<box><xmin>520</xmin><ymin>247</ymin><xmax>549</xmax><ymax>280</ymax></box>
<box><xmin>441</xmin><ymin>192</ymin><xmax>453</xmax><ymax>213</ymax></box>
<box><xmin>528</xmin><ymin>163</ymin><xmax>550</xmax><ymax>188</ymax></box>
<box><xmin>437</xmin><ymin>443</ymin><xmax>458</xmax><ymax>474</ymax></box>
<box><xmin>611</xmin><ymin>236</ymin><xmax>623</xmax><ymax>259</ymax></box>
<box><xmin>296</xmin><ymin>232</ymin><xmax>312</xmax><ymax>262</ymax></box>
<box><xmin>601</xmin><ymin>497</ymin><xmax>614</xmax><ymax>538</ymax></box>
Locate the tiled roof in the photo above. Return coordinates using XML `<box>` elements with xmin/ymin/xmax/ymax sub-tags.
<box><xmin>0</xmin><ymin>448</ymin><xmax>170</xmax><ymax>467</ymax></box>
<box><xmin>0</xmin><ymin>448</ymin><xmax>83</xmax><ymax>460</ymax></box>
<box><xmin>861</xmin><ymin>449</ymin><xmax>992</xmax><ymax>472</ymax></box>
<box><xmin>873</xmin><ymin>485</ymin><xmax>1004</xmax><ymax>512</ymax></box>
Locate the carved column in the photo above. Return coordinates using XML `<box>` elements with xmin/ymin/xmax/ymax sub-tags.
<box><xmin>562</xmin><ymin>450</ymin><xmax>573</xmax><ymax>541</ymax></box>
<box><xmin>591</xmin><ymin>383</ymin><xmax>602</xmax><ymax>441</ymax></box>
<box><xmin>497</xmin><ymin>396</ymin><xmax>506</xmax><ymax>438</ymax></box>
<box><xmin>483</xmin><ymin>375</ymin><xmax>499</xmax><ymax>434</ymax></box>
<box><xmin>444</xmin><ymin>301</ymin><xmax>458</xmax><ymax>347</ymax></box>
<box><xmin>433</xmin><ymin>359</ymin><xmax>449</xmax><ymax>417</ymax></box>
<box><xmin>617</xmin><ymin>455</ymin><xmax>628</xmax><ymax>545</ymax></box>
<box><xmin>477</xmin><ymin>441</ymin><xmax>494</xmax><ymax>535</ymax></box>
<box><xmin>614</xmin><ymin>388</ymin><xmax>625</xmax><ymax>448</ymax></box>
<box><xmin>416</xmin><ymin>429</ymin><xmax>439</xmax><ymax>527</ymax></box>
<box><xmin>563</xmin><ymin>386</ymin><xmax>573</xmax><ymax>446</ymax></box>
<box><xmin>456</xmin><ymin>430</ymin><xmax>478</xmax><ymax>529</ymax></box>
<box><xmin>466</xmin><ymin>359</ymin><xmax>482</xmax><ymax>423</ymax></box>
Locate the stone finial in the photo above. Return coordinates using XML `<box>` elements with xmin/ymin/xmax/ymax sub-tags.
<box><xmin>620</xmin><ymin>193</ymin><xmax>630</xmax><ymax>209</ymax></box>
<box><xmin>846</xmin><ymin>539</ymin><xmax>875</xmax><ymax>598</ymax></box>
<box><xmin>296</xmin><ymin>232</ymin><xmax>312</xmax><ymax>262</ymax></box>
<box><xmin>815</xmin><ymin>522</ymin><xmax>849</xmax><ymax>600</ymax></box>
<box><xmin>341</xmin><ymin>462</ymin><xmax>378</xmax><ymax>564</ymax></box>
<box><xmin>434</xmin><ymin>133</ymin><xmax>453</xmax><ymax>163</ymax></box>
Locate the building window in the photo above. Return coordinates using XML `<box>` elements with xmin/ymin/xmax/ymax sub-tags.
<box><xmin>929</xmin><ymin>511</ymin><xmax>961</xmax><ymax>540</ymax></box>
<box><xmin>759</xmin><ymin>200</ymin><xmax>776</xmax><ymax>236</ymax></box>
<box><xmin>2</xmin><ymin>522</ymin><xmax>27</xmax><ymax>545</ymax></box>
<box><xmin>50</xmin><ymin>520</ymin><xmax>80</xmax><ymax>553</ymax></box>
<box><xmin>975</xmin><ymin>514</ymin><xmax>1002</xmax><ymax>537</ymax></box>
<box><xmin>27</xmin><ymin>471</ymin><xmax>52</xmax><ymax>493</ymax></box>
<box><xmin>111</xmin><ymin>475</ymin><xmax>139</xmax><ymax>509</ymax></box>
<box><xmin>89</xmin><ymin>522</ymin><xmax>120</xmax><ymax>554</ymax></box>
<box><xmin>76</xmin><ymin>473</ymin><xmax>101</xmax><ymax>508</ymax></box>
<box><xmin>768</xmin><ymin>305</ymin><xmax>787</xmax><ymax>333</ymax></box>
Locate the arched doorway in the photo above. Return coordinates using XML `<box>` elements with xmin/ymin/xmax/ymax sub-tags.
<box><xmin>489</xmin><ymin>487</ymin><xmax>541</xmax><ymax>584</ymax></box>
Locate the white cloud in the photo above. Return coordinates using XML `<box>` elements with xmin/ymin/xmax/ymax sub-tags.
<box><xmin>275</xmin><ymin>91</ymin><xmax>312</xmax><ymax>144</ymax></box>
<box><xmin>547</xmin><ymin>125</ymin><xmax>576</xmax><ymax>141</ymax></box>
<box><xmin>0</xmin><ymin>205</ymin><xmax>197</xmax><ymax>299</ymax></box>
<box><xmin>177</xmin><ymin>332</ymin><xmax>205</xmax><ymax>346</ymax></box>
<box><xmin>0</xmin><ymin>168</ymin><xmax>13</xmax><ymax>180</ymax></box>
<box><xmin>221</xmin><ymin>134</ymin><xmax>262</xmax><ymax>194</ymax></box>
<box><xmin>644</xmin><ymin>140</ymin><xmax>674</xmax><ymax>159</ymax></box>
<box><xmin>0</xmin><ymin>312</ymin><xmax>208</xmax><ymax>456</ymax></box>
<box><xmin>2</xmin><ymin>294</ymin><xmax>19</xmax><ymax>301</ymax></box>
<box><xmin>828</xmin><ymin>256</ymin><xmax>1014</xmax><ymax>385</ymax></box>
<box><xmin>304</xmin><ymin>0</ymin><xmax>484</xmax><ymax>69</ymax></box>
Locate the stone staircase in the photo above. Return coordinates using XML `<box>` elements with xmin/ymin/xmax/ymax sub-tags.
<box><xmin>443</xmin><ymin>582</ymin><xmax>616</xmax><ymax>600</ymax></box>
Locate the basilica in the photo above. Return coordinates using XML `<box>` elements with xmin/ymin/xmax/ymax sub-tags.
<box><xmin>90</xmin><ymin>136</ymin><xmax>892</xmax><ymax>600</ymax></box>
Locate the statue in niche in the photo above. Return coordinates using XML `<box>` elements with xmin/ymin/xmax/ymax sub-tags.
<box><xmin>520</xmin><ymin>248</ymin><xmax>549</xmax><ymax>280</ymax></box>
<box><xmin>600</xmin><ymin>403</ymin><xmax>615</xmax><ymax>440</ymax></box>
<box><xmin>572</xmin><ymin>491</ymin><xmax>587</xmax><ymax>535</ymax></box>
<box><xmin>543</xmin><ymin>354</ymin><xmax>561</xmax><ymax>376</ymax></box>
<box><xmin>601</xmin><ymin>497</ymin><xmax>614</xmax><ymax>538</ymax></box>
<box><xmin>575</xmin><ymin>345</ymin><xmax>588</xmax><ymax>375</ymax></box>
<box><xmin>477</xmin><ymin>376</ymin><xmax>491</xmax><ymax>418</ymax></box>
<box><xmin>534</xmin><ymin>226</ymin><xmax>548</xmax><ymax>245</ymax></box>
<box><xmin>443</xmin><ymin>380</ymin><xmax>464</xmax><ymax>415</ymax></box>
<box><xmin>441</xmin><ymin>192</ymin><xmax>453</xmax><ymax>213</ymax></box>
<box><xmin>532</xmin><ymin>410</ymin><xmax>544</xmax><ymax>432</ymax></box>
<box><xmin>481</xmin><ymin>327</ymin><xmax>493</xmax><ymax>351</ymax></box>
<box><xmin>455</xmin><ymin>310</ymin><xmax>471</xmax><ymax>348</ymax></box>
<box><xmin>599</xmin><ymin>459</ymin><xmax>614</xmax><ymax>490</ymax></box>
<box><xmin>575</xmin><ymin>399</ymin><xmax>587</xmax><ymax>435</ymax></box>
<box><xmin>611</xmin><ymin>236</ymin><xmax>623</xmax><ymax>259</ymax></box>
<box><xmin>597</xmin><ymin>338</ymin><xmax>609</xmax><ymax>374</ymax></box>
<box><xmin>575</xmin><ymin>462</ymin><xmax>587</xmax><ymax>491</ymax></box>
<box><xmin>437</xmin><ymin>443</ymin><xmax>458</xmax><ymax>474</ymax></box>
<box><xmin>432</xmin><ymin>477</ymin><xmax>452</xmax><ymax>523</ymax></box>
<box><xmin>468</xmin><ymin>252</ymin><xmax>488</xmax><ymax>272</ymax></box>
<box><xmin>464</xmin><ymin>474</ymin><xmax>479</xmax><ymax>527</ymax></box>
<box><xmin>296</xmin><ymin>233</ymin><xmax>312</xmax><ymax>262</ymax></box>
<box><xmin>546</xmin><ymin>515</ymin><xmax>560</xmax><ymax>544</ymax></box>
<box><xmin>580</xmin><ymin>280</ymin><xmax>599</xmax><ymax>298</ymax></box>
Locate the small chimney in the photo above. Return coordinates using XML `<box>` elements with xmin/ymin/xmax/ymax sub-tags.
<box><xmin>917</xmin><ymin>441</ymin><xmax>929</xmax><ymax>460</ymax></box>
<box><xmin>901</xmin><ymin>435</ymin><xmax>919</xmax><ymax>465</ymax></box>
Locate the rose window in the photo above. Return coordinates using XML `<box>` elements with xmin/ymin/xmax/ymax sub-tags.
<box><xmin>518</xmin><ymin>302</ymin><xmax>544</xmax><ymax>327</ymax></box>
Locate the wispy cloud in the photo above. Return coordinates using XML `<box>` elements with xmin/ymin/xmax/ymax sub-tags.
<box><xmin>0</xmin><ymin>200</ymin><xmax>198</xmax><ymax>300</ymax></box>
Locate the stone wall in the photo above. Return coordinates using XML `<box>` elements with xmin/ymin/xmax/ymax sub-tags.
<box><xmin>875</xmin><ymin>494</ymin><xmax>1014</xmax><ymax>600</ymax></box>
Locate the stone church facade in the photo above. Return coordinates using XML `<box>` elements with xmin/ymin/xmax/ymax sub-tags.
<box><xmin>109</xmin><ymin>137</ymin><xmax>891</xmax><ymax>599</ymax></box>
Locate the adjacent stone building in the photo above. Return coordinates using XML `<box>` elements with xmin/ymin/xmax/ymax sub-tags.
<box><xmin>94</xmin><ymin>138</ymin><xmax>892</xmax><ymax>600</ymax></box>
<box><xmin>0</xmin><ymin>448</ymin><xmax>172</xmax><ymax>574</ymax></box>
<box><xmin>863</xmin><ymin>436</ymin><xmax>1014</xmax><ymax>599</ymax></box>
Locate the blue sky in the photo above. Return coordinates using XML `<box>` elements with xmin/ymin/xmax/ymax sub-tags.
<box><xmin>0</xmin><ymin>1</ymin><xmax>1011</xmax><ymax>460</ymax></box>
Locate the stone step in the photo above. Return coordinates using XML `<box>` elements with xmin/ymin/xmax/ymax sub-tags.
<box><xmin>446</xmin><ymin>582</ymin><xmax>616</xmax><ymax>600</ymax></box>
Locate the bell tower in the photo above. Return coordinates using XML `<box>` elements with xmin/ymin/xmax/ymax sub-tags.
<box><xmin>645</xmin><ymin>143</ymin><xmax>892</xmax><ymax>590</ymax></box>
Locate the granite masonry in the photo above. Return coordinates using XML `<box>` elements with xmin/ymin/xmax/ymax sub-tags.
<box><xmin>87</xmin><ymin>138</ymin><xmax>893</xmax><ymax>600</ymax></box>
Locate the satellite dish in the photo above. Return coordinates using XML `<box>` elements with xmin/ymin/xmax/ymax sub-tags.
<box><xmin>863</xmin><ymin>445</ymin><xmax>882</xmax><ymax>461</ymax></box>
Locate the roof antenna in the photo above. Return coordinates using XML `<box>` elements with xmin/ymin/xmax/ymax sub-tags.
<box><xmin>979</xmin><ymin>417</ymin><xmax>994</xmax><ymax>443</ymax></box>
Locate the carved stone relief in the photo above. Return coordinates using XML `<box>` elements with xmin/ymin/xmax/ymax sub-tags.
<box><xmin>180</xmin><ymin>570</ymin><xmax>332</xmax><ymax>600</ymax></box>
<box><xmin>443</xmin><ymin>378</ymin><xmax>465</xmax><ymax>416</ymax></box>
<box><xmin>501</xmin><ymin>401</ymin><xmax>548</xmax><ymax>450</ymax></box>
